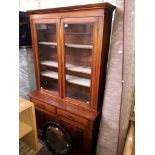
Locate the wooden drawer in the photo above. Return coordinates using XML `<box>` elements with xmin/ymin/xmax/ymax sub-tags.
<box><xmin>31</xmin><ymin>98</ymin><xmax>56</xmax><ymax>114</ymax></box>
<box><xmin>57</xmin><ymin>109</ymin><xmax>88</xmax><ymax>126</ymax></box>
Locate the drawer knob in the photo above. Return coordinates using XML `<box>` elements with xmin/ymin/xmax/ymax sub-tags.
<box><xmin>39</xmin><ymin>104</ymin><xmax>45</xmax><ymax>109</ymax></box>
<box><xmin>67</xmin><ymin>115</ymin><xmax>74</xmax><ymax>121</ymax></box>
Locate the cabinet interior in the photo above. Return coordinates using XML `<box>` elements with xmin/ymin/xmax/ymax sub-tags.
<box><xmin>36</xmin><ymin>22</ymin><xmax>94</xmax><ymax>103</ymax></box>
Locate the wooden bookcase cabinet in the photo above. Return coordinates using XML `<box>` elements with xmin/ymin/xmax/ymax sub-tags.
<box><xmin>28</xmin><ymin>3</ymin><xmax>115</xmax><ymax>155</ymax></box>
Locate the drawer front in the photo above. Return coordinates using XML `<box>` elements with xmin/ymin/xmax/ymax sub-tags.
<box><xmin>57</xmin><ymin>109</ymin><xmax>88</xmax><ymax>126</ymax></box>
<box><xmin>45</xmin><ymin>103</ymin><xmax>56</xmax><ymax>114</ymax></box>
<box><xmin>31</xmin><ymin>98</ymin><xmax>56</xmax><ymax>114</ymax></box>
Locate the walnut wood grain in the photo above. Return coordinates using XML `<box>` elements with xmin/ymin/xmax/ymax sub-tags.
<box><xmin>29</xmin><ymin>3</ymin><xmax>115</xmax><ymax>155</ymax></box>
<box><xmin>28</xmin><ymin>3</ymin><xmax>116</xmax><ymax>15</ymax></box>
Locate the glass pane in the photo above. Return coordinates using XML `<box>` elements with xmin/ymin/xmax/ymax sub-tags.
<box><xmin>64</xmin><ymin>23</ymin><xmax>93</xmax><ymax>104</ymax></box>
<box><xmin>36</xmin><ymin>24</ymin><xmax>58</xmax><ymax>94</ymax></box>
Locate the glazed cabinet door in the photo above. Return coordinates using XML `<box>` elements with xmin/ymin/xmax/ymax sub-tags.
<box><xmin>31</xmin><ymin>19</ymin><xmax>61</xmax><ymax>97</ymax></box>
<box><xmin>60</xmin><ymin>17</ymin><xmax>98</xmax><ymax>108</ymax></box>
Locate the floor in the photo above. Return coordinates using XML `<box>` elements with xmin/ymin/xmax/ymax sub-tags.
<box><xmin>36</xmin><ymin>139</ymin><xmax>53</xmax><ymax>155</ymax></box>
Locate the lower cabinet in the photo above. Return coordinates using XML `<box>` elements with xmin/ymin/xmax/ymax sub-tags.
<box><xmin>33</xmin><ymin>102</ymin><xmax>92</xmax><ymax>155</ymax></box>
<box><xmin>57</xmin><ymin>116</ymin><xmax>85</xmax><ymax>155</ymax></box>
<box><xmin>35</xmin><ymin>108</ymin><xmax>55</xmax><ymax>138</ymax></box>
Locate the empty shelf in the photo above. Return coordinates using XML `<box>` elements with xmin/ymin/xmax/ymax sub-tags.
<box><xmin>38</xmin><ymin>42</ymin><xmax>57</xmax><ymax>46</ymax></box>
<box><xmin>41</xmin><ymin>70</ymin><xmax>90</xmax><ymax>87</ymax></box>
<box><xmin>40</xmin><ymin>62</ymin><xmax>91</xmax><ymax>74</ymax></box>
<box><xmin>19</xmin><ymin>121</ymin><xmax>32</xmax><ymax>139</ymax></box>
<box><xmin>40</xmin><ymin>61</ymin><xmax>58</xmax><ymax>67</ymax></box>
<box><xmin>66</xmin><ymin>75</ymin><xmax>90</xmax><ymax>87</ymax></box>
<box><xmin>41</xmin><ymin>71</ymin><xmax>58</xmax><ymax>79</ymax></box>
<box><xmin>65</xmin><ymin>32</ymin><xmax>91</xmax><ymax>35</ymax></box>
<box><xmin>66</xmin><ymin>64</ymin><xmax>91</xmax><ymax>74</ymax></box>
<box><xmin>65</xmin><ymin>43</ymin><xmax>92</xmax><ymax>49</ymax></box>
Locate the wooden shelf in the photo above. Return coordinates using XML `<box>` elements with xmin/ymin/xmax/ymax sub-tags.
<box><xmin>65</xmin><ymin>43</ymin><xmax>92</xmax><ymax>49</ymax></box>
<box><xmin>19</xmin><ymin>97</ymin><xmax>32</xmax><ymax>113</ymax></box>
<box><xmin>19</xmin><ymin>97</ymin><xmax>38</xmax><ymax>151</ymax></box>
<box><xmin>41</xmin><ymin>70</ymin><xmax>90</xmax><ymax>87</ymax></box>
<box><xmin>65</xmin><ymin>32</ymin><xmax>91</xmax><ymax>35</ymax></box>
<box><xmin>66</xmin><ymin>64</ymin><xmax>91</xmax><ymax>74</ymax></box>
<box><xmin>41</xmin><ymin>71</ymin><xmax>58</xmax><ymax>79</ymax></box>
<box><xmin>40</xmin><ymin>61</ymin><xmax>91</xmax><ymax>73</ymax></box>
<box><xmin>19</xmin><ymin>121</ymin><xmax>32</xmax><ymax>139</ymax></box>
<box><xmin>66</xmin><ymin>75</ymin><xmax>90</xmax><ymax>87</ymax></box>
<box><xmin>40</xmin><ymin>61</ymin><xmax>58</xmax><ymax>67</ymax></box>
<box><xmin>38</xmin><ymin>42</ymin><xmax>57</xmax><ymax>46</ymax></box>
<box><xmin>40</xmin><ymin>61</ymin><xmax>91</xmax><ymax>74</ymax></box>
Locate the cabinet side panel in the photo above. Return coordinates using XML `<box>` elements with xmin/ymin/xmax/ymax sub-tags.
<box><xmin>98</xmin><ymin>13</ymin><xmax>113</xmax><ymax>109</ymax></box>
<box><xmin>30</xmin><ymin>17</ymin><xmax>40</xmax><ymax>90</ymax></box>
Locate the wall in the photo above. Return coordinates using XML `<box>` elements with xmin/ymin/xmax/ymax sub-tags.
<box><xmin>19</xmin><ymin>0</ymin><xmax>134</xmax><ymax>155</ymax></box>
<box><xmin>19</xmin><ymin>0</ymin><xmax>102</xmax><ymax>11</ymax></box>
<box><xmin>19</xmin><ymin>47</ymin><xmax>36</xmax><ymax>99</ymax></box>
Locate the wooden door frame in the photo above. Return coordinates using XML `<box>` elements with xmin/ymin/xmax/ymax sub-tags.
<box><xmin>30</xmin><ymin>18</ymin><xmax>62</xmax><ymax>98</ymax></box>
<box><xmin>60</xmin><ymin>16</ymin><xmax>99</xmax><ymax>110</ymax></box>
